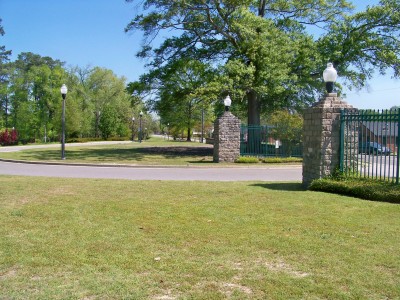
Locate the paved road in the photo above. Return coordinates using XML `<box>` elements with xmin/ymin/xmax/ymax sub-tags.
<box><xmin>0</xmin><ymin>142</ymin><xmax>302</xmax><ymax>181</ymax></box>
<box><xmin>355</xmin><ymin>154</ymin><xmax>399</xmax><ymax>179</ymax></box>
<box><xmin>0</xmin><ymin>161</ymin><xmax>301</xmax><ymax>181</ymax></box>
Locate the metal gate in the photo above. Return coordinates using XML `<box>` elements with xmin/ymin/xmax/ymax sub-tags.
<box><xmin>240</xmin><ymin>125</ymin><xmax>302</xmax><ymax>157</ymax></box>
<box><xmin>340</xmin><ymin>109</ymin><xmax>400</xmax><ymax>184</ymax></box>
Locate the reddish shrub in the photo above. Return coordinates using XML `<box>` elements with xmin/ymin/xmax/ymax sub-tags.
<box><xmin>0</xmin><ymin>128</ymin><xmax>18</xmax><ymax>146</ymax></box>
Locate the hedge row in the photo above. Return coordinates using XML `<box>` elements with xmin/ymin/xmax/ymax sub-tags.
<box><xmin>235</xmin><ymin>156</ymin><xmax>302</xmax><ymax>164</ymax></box>
<box><xmin>65</xmin><ymin>136</ymin><xmax>131</xmax><ymax>143</ymax></box>
<box><xmin>309</xmin><ymin>177</ymin><xmax>400</xmax><ymax>203</ymax></box>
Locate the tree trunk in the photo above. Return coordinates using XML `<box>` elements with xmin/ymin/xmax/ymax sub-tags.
<box><xmin>187</xmin><ymin>102</ymin><xmax>192</xmax><ymax>141</ymax></box>
<box><xmin>95</xmin><ymin>111</ymin><xmax>100</xmax><ymax>138</ymax></box>
<box><xmin>258</xmin><ymin>0</ymin><xmax>267</xmax><ymax>17</ymax></box>
<box><xmin>5</xmin><ymin>94</ymin><xmax>8</xmax><ymax>128</ymax></box>
<box><xmin>246</xmin><ymin>90</ymin><xmax>262</xmax><ymax>154</ymax></box>
<box><xmin>247</xmin><ymin>90</ymin><xmax>261</xmax><ymax>126</ymax></box>
<box><xmin>187</xmin><ymin>126</ymin><xmax>191</xmax><ymax>141</ymax></box>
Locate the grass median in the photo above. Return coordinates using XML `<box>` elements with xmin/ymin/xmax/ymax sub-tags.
<box><xmin>0</xmin><ymin>137</ymin><xmax>215</xmax><ymax>166</ymax></box>
<box><xmin>0</xmin><ymin>137</ymin><xmax>303</xmax><ymax>166</ymax></box>
<box><xmin>1</xmin><ymin>176</ymin><xmax>399</xmax><ymax>299</ymax></box>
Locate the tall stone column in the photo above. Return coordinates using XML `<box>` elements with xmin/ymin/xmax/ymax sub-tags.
<box><xmin>302</xmin><ymin>93</ymin><xmax>353</xmax><ymax>186</ymax></box>
<box><xmin>213</xmin><ymin>111</ymin><xmax>241</xmax><ymax>163</ymax></box>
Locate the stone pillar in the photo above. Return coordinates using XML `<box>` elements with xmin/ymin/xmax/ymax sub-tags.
<box><xmin>302</xmin><ymin>93</ymin><xmax>353</xmax><ymax>186</ymax></box>
<box><xmin>213</xmin><ymin>111</ymin><xmax>241</xmax><ymax>163</ymax></box>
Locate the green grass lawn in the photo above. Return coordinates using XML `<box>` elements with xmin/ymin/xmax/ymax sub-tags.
<box><xmin>0</xmin><ymin>137</ymin><xmax>215</xmax><ymax>166</ymax></box>
<box><xmin>0</xmin><ymin>138</ymin><xmax>302</xmax><ymax>166</ymax></box>
<box><xmin>1</xmin><ymin>176</ymin><xmax>399</xmax><ymax>299</ymax></box>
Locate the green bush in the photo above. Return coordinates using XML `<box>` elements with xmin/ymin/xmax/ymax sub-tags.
<box><xmin>235</xmin><ymin>156</ymin><xmax>303</xmax><ymax>164</ymax></box>
<box><xmin>235</xmin><ymin>156</ymin><xmax>260</xmax><ymax>163</ymax></box>
<box><xmin>66</xmin><ymin>137</ymin><xmax>102</xmax><ymax>143</ymax></box>
<box><xmin>65</xmin><ymin>136</ymin><xmax>131</xmax><ymax>143</ymax></box>
<box><xmin>261</xmin><ymin>157</ymin><xmax>302</xmax><ymax>164</ymax></box>
<box><xmin>106</xmin><ymin>136</ymin><xmax>131</xmax><ymax>141</ymax></box>
<box><xmin>309</xmin><ymin>177</ymin><xmax>400</xmax><ymax>203</ymax></box>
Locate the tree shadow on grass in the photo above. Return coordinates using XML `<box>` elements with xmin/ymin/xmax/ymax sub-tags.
<box><xmin>250</xmin><ymin>182</ymin><xmax>306</xmax><ymax>192</ymax></box>
<box><xmin>253</xmin><ymin>182</ymin><xmax>400</xmax><ymax>204</ymax></box>
<box><xmin>17</xmin><ymin>146</ymin><xmax>214</xmax><ymax>163</ymax></box>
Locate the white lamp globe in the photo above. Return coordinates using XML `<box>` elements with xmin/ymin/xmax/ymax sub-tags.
<box><xmin>224</xmin><ymin>95</ymin><xmax>232</xmax><ymax>108</ymax></box>
<box><xmin>323</xmin><ymin>63</ymin><xmax>338</xmax><ymax>93</ymax></box>
<box><xmin>60</xmin><ymin>84</ymin><xmax>68</xmax><ymax>95</ymax></box>
<box><xmin>323</xmin><ymin>63</ymin><xmax>338</xmax><ymax>82</ymax></box>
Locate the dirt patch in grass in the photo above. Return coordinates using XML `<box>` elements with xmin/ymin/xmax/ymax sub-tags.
<box><xmin>221</xmin><ymin>282</ymin><xmax>253</xmax><ymax>296</ymax></box>
<box><xmin>152</xmin><ymin>290</ymin><xmax>178</xmax><ymax>300</ymax></box>
<box><xmin>0</xmin><ymin>266</ymin><xmax>18</xmax><ymax>280</ymax></box>
<box><xmin>48</xmin><ymin>186</ymin><xmax>76</xmax><ymax>196</ymax></box>
<box><xmin>265</xmin><ymin>260</ymin><xmax>310</xmax><ymax>278</ymax></box>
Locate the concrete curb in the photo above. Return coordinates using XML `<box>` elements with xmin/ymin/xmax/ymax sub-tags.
<box><xmin>0</xmin><ymin>158</ymin><xmax>191</xmax><ymax>169</ymax></box>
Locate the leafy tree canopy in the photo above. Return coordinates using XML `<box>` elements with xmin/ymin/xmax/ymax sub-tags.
<box><xmin>126</xmin><ymin>0</ymin><xmax>400</xmax><ymax>124</ymax></box>
<box><xmin>0</xmin><ymin>18</ymin><xmax>11</xmax><ymax>62</ymax></box>
<box><xmin>132</xmin><ymin>58</ymin><xmax>216</xmax><ymax>140</ymax></box>
<box><xmin>0</xmin><ymin>18</ymin><xmax>12</xmax><ymax>128</ymax></box>
<box><xmin>318</xmin><ymin>0</ymin><xmax>400</xmax><ymax>90</ymax></box>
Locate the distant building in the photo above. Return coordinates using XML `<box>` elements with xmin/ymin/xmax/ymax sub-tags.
<box><xmin>359</xmin><ymin>121</ymin><xmax>399</xmax><ymax>153</ymax></box>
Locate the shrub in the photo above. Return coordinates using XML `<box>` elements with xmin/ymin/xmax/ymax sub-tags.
<box><xmin>261</xmin><ymin>157</ymin><xmax>302</xmax><ymax>164</ymax></box>
<box><xmin>66</xmin><ymin>137</ymin><xmax>102</xmax><ymax>143</ymax></box>
<box><xmin>235</xmin><ymin>156</ymin><xmax>303</xmax><ymax>164</ymax></box>
<box><xmin>0</xmin><ymin>128</ymin><xmax>18</xmax><ymax>146</ymax></box>
<box><xmin>65</xmin><ymin>136</ymin><xmax>130</xmax><ymax>143</ymax></box>
<box><xmin>235</xmin><ymin>156</ymin><xmax>260</xmax><ymax>163</ymax></box>
<box><xmin>107</xmin><ymin>136</ymin><xmax>131</xmax><ymax>141</ymax></box>
<box><xmin>309</xmin><ymin>177</ymin><xmax>400</xmax><ymax>203</ymax></box>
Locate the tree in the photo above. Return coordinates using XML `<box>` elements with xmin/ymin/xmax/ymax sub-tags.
<box><xmin>7</xmin><ymin>52</ymin><xmax>66</xmax><ymax>141</ymax></box>
<box><xmin>3</xmin><ymin>54</ymin><xmax>137</xmax><ymax>142</ymax></box>
<box><xmin>126</xmin><ymin>0</ymin><xmax>350</xmax><ymax>124</ymax></box>
<box><xmin>86</xmin><ymin>67</ymin><xmax>132</xmax><ymax>139</ymax></box>
<box><xmin>269</xmin><ymin>110</ymin><xmax>303</xmax><ymax>156</ymax></box>
<box><xmin>126</xmin><ymin>0</ymin><xmax>400</xmax><ymax>124</ymax></box>
<box><xmin>98</xmin><ymin>104</ymin><xmax>118</xmax><ymax>139</ymax></box>
<box><xmin>134</xmin><ymin>58</ymin><xmax>216</xmax><ymax>141</ymax></box>
<box><xmin>66</xmin><ymin>66</ymin><xmax>94</xmax><ymax>138</ymax></box>
<box><xmin>0</xmin><ymin>19</ymin><xmax>12</xmax><ymax>128</ymax></box>
<box><xmin>318</xmin><ymin>0</ymin><xmax>400</xmax><ymax>91</ymax></box>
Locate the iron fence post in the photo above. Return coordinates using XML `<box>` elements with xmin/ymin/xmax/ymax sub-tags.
<box><xmin>397</xmin><ymin>109</ymin><xmax>400</xmax><ymax>184</ymax></box>
<box><xmin>339</xmin><ymin>109</ymin><xmax>345</xmax><ymax>173</ymax></box>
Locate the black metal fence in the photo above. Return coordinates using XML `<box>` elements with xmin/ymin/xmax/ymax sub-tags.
<box><xmin>240</xmin><ymin>125</ymin><xmax>302</xmax><ymax>157</ymax></box>
<box><xmin>340</xmin><ymin>109</ymin><xmax>399</xmax><ymax>184</ymax></box>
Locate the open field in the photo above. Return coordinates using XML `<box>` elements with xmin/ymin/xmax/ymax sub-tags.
<box><xmin>1</xmin><ymin>176</ymin><xmax>399</xmax><ymax>299</ymax></box>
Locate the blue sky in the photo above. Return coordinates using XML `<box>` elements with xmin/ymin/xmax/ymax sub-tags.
<box><xmin>1</xmin><ymin>0</ymin><xmax>399</xmax><ymax>110</ymax></box>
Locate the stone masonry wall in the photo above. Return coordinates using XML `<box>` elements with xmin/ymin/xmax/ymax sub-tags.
<box><xmin>302</xmin><ymin>93</ymin><xmax>353</xmax><ymax>186</ymax></box>
<box><xmin>213</xmin><ymin>111</ymin><xmax>241</xmax><ymax>163</ymax></box>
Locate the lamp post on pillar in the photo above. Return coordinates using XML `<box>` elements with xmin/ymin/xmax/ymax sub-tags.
<box><xmin>224</xmin><ymin>95</ymin><xmax>232</xmax><ymax>111</ymax></box>
<box><xmin>323</xmin><ymin>63</ymin><xmax>338</xmax><ymax>93</ymax></box>
<box><xmin>214</xmin><ymin>94</ymin><xmax>240</xmax><ymax>162</ymax></box>
<box><xmin>302</xmin><ymin>63</ymin><xmax>353</xmax><ymax>186</ymax></box>
<box><xmin>60</xmin><ymin>84</ymin><xmax>68</xmax><ymax>160</ymax></box>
